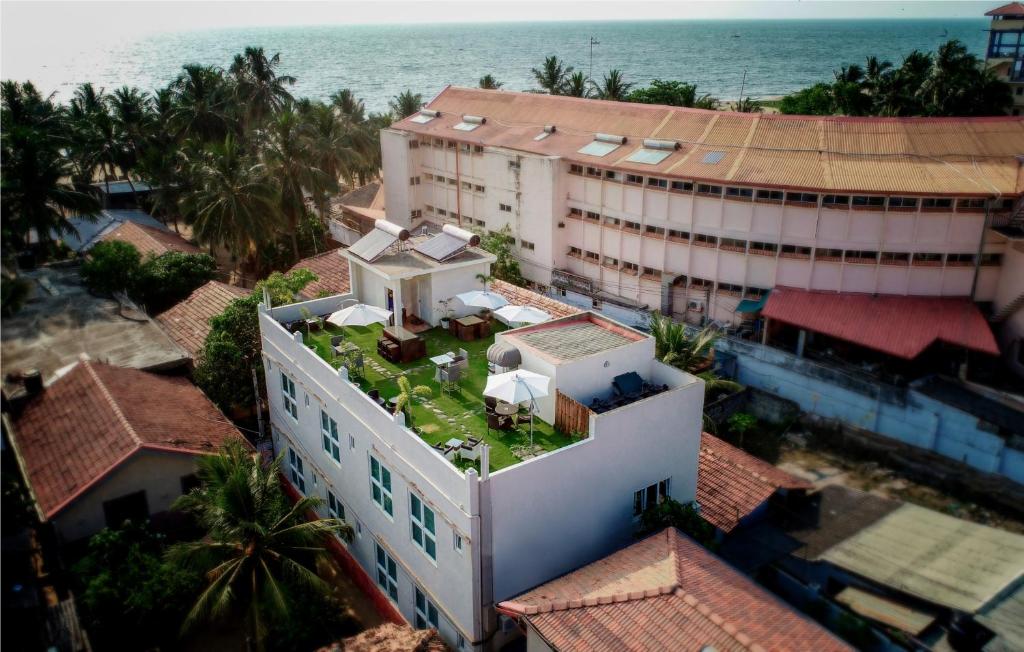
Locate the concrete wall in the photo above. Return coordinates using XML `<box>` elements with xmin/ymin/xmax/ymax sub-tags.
<box><xmin>716</xmin><ymin>338</ymin><xmax>1024</xmax><ymax>483</ymax></box>
<box><xmin>52</xmin><ymin>450</ymin><xmax>198</xmax><ymax>542</ymax></box>
<box><xmin>994</xmin><ymin>241</ymin><xmax>1024</xmax><ymax>379</ymax></box>
<box><xmin>381</xmin><ymin>129</ymin><xmax>413</xmax><ymax>226</ymax></box>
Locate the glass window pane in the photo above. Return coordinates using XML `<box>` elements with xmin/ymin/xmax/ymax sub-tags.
<box><xmin>424</xmin><ymin>508</ymin><xmax>435</xmax><ymax>534</ymax></box>
<box><xmin>425</xmin><ymin>538</ymin><xmax>436</xmax><ymax>560</ymax></box>
<box><xmin>411</xmin><ymin>494</ymin><xmax>421</xmax><ymax>518</ymax></box>
<box><xmin>371</xmin><ymin>458</ymin><xmax>379</xmax><ymax>480</ymax></box>
<box><xmin>377</xmin><ymin>545</ymin><xmax>385</xmax><ymax>566</ymax></box>
<box><xmin>382</xmin><ymin>468</ymin><xmax>391</xmax><ymax>491</ymax></box>
<box><xmin>372</xmin><ymin>485</ymin><xmax>381</xmax><ymax>503</ymax></box>
<box><xmin>388</xmin><ymin>558</ymin><xmax>397</xmax><ymax>579</ymax></box>
<box><xmin>416</xmin><ymin>589</ymin><xmax>425</xmax><ymax>611</ymax></box>
<box><xmin>384</xmin><ymin>495</ymin><xmax>393</xmax><ymax>515</ymax></box>
<box><xmin>413</xmin><ymin>523</ymin><xmax>423</xmax><ymax>544</ymax></box>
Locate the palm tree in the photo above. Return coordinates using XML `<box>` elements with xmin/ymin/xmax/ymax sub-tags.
<box><xmin>693</xmin><ymin>94</ymin><xmax>720</xmax><ymax>110</ymax></box>
<box><xmin>563</xmin><ymin>72</ymin><xmax>591</xmax><ymax>98</ymax></box>
<box><xmin>168</xmin><ymin>442</ymin><xmax>350</xmax><ymax>650</ymax></box>
<box><xmin>179</xmin><ymin>135</ymin><xmax>280</xmax><ymax>272</ymax></box>
<box><xmin>107</xmin><ymin>86</ymin><xmax>152</xmax><ymax>200</ymax></box>
<box><xmin>648</xmin><ymin>312</ymin><xmax>719</xmax><ymax>372</ymax></box>
<box><xmin>733</xmin><ymin>97</ymin><xmax>763</xmax><ymax>113</ymax></box>
<box><xmin>300</xmin><ymin>101</ymin><xmax>363</xmax><ymax>226</ymax></box>
<box><xmin>168</xmin><ymin>64</ymin><xmax>232</xmax><ymax>143</ymax></box>
<box><xmin>330</xmin><ymin>88</ymin><xmax>366</xmax><ymax>123</ymax></box>
<box><xmin>392</xmin><ymin>376</ymin><xmax>432</xmax><ymax>425</ymax></box>
<box><xmin>592</xmin><ymin>69</ymin><xmax>634</xmax><ymax>101</ymax></box>
<box><xmin>389</xmin><ymin>90</ymin><xmax>422</xmax><ymax>119</ymax></box>
<box><xmin>532</xmin><ymin>56</ymin><xmax>574</xmax><ymax>95</ymax></box>
<box><xmin>479</xmin><ymin>74</ymin><xmax>503</xmax><ymax>90</ymax></box>
<box><xmin>229</xmin><ymin>47</ymin><xmax>295</xmax><ymax>128</ymax></box>
<box><xmin>67</xmin><ymin>83</ymin><xmax>121</xmax><ymax>195</ymax></box>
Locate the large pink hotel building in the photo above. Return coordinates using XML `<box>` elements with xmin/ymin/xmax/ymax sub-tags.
<box><xmin>374</xmin><ymin>87</ymin><xmax>1024</xmax><ymax>369</ymax></box>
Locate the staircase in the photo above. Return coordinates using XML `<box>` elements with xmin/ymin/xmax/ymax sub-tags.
<box><xmin>991</xmin><ymin>293</ymin><xmax>1024</xmax><ymax>323</ymax></box>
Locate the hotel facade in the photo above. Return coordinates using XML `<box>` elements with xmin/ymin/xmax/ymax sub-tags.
<box><xmin>378</xmin><ymin>87</ymin><xmax>1024</xmax><ymax>372</ymax></box>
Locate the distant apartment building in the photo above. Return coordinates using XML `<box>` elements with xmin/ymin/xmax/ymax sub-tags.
<box><xmin>379</xmin><ymin>87</ymin><xmax>1024</xmax><ymax>365</ymax></box>
<box><xmin>986</xmin><ymin>2</ymin><xmax>1024</xmax><ymax>115</ymax></box>
<box><xmin>258</xmin><ymin>229</ymin><xmax>704</xmax><ymax>650</ymax></box>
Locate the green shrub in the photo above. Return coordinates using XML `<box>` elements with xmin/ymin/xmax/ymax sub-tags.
<box><xmin>636</xmin><ymin>498</ymin><xmax>717</xmax><ymax>548</ymax></box>
<box><xmin>134</xmin><ymin>251</ymin><xmax>216</xmax><ymax>312</ymax></box>
<box><xmin>81</xmin><ymin>240</ymin><xmax>141</xmax><ymax>296</ymax></box>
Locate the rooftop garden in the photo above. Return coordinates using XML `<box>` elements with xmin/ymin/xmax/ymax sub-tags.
<box><xmin>304</xmin><ymin>321</ymin><xmax>577</xmax><ymax>472</ymax></box>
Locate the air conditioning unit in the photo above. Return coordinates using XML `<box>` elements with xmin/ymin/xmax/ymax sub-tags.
<box><xmin>687</xmin><ymin>299</ymin><xmax>705</xmax><ymax>313</ymax></box>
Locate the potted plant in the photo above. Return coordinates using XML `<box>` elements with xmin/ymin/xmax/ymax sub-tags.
<box><xmin>438</xmin><ymin>298</ymin><xmax>454</xmax><ymax>329</ymax></box>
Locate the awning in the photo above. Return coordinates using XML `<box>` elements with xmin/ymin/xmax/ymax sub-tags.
<box><xmin>736</xmin><ymin>294</ymin><xmax>769</xmax><ymax>313</ymax></box>
<box><xmin>763</xmin><ymin>287</ymin><xmax>1000</xmax><ymax>359</ymax></box>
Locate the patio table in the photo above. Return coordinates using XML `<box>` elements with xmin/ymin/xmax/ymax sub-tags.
<box><xmin>494</xmin><ymin>401</ymin><xmax>519</xmax><ymax>416</ymax></box>
<box><xmin>430</xmin><ymin>353</ymin><xmax>455</xmax><ymax>367</ymax></box>
<box><xmin>455</xmin><ymin>315</ymin><xmax>484</xmax><ymax>341</ymax></box>
<box><xmin>445</xmin><ymin>437</ymin><xmax>464</xmax><ymax>449</ymax></box>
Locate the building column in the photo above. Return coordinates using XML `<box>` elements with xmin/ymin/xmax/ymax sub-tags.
<box><xmin>796</xmin><ymin>329</ymin><xmax>807</xmax><ymax>358</ymax></box>
<box><xmin>393</xmin><ymin>282</ymin><xmax>404</xmax><ymax>327</ymax></box>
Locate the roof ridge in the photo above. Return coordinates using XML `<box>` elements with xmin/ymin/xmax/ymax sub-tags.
<box><xmin>700</xmin><ymin>446</ymin><xmax>774</xmax><ymax>485</ymax></box>
<box><xmin>82</xmin><ymin>360</ymin><xmax>143</xmax><ymax>448</ymax></box>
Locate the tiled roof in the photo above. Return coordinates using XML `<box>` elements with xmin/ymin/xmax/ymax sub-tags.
<box><xmin>763</xmin><ymin>287</ymin><xmax>1000</xmax><ymax>359</ymax></box>
<box><xmin>395</xmin><ymin>86</ymin><xmax>1024</xmax><ymax>196</ymax></box>
<box><xmin>155</xmin><ymin>281</ymin><xmax>249</xmax><ymax>358</ymax></box>
<box><xmin>697</xmin><ymin>433</ymin><xmax>812</xmax><ymax>533</ymax></box>
<box><xmin>490</xmin><ymin>280</ymin><xmax>582</xmax><ymax>319</ymax></box>
<box><xmin>337</xmin><ymin>181</ymin><xmax>383</xmax><ymax>209</ymax></box>
<box><xmin>100</xmin><ymin>220</ymin><xmax>201</xmax><ymax>257</ymax></box>
<box><xmin>10</xmin><ymin>360</ymin><xmax>247</xmax><ymax>518</ymax></box>
<box><xmin>986</xmin><ymin>2</ymin><xmax>1024</xmax><ymax>16</ymax></box>
<box><xmin>500</xmin><ymin>528</ymin><xmax>851</xmax><ymax>652</ymax></box>
<box><xmin>288</xmin><ymin>249</ymin><xmax>351</xmax><ymax>299</ymax></box>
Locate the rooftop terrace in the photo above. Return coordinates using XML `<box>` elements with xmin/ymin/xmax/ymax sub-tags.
<box><xmin>304</xmin><ymin>321</ymin><xmax>577</xmax><ymax>471</ymax></box>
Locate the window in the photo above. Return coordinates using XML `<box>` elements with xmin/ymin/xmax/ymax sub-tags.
<box><xmin>622</xmin><ymin>261</ymin><xmax>639</xmax><ymax>274</ymax></box>
<box><xmin>569</xmin><ymin>207</ymin><xmax>583</xmax><ymax>217</ymax></box>
<box><xmin>647</xmin><ymin>177</ymin><xmax>668</xmax><ymax>189</ymax></box>
<box><xmin>508</xmin><ymin>160</ymin><xmax>520</xmax><ymax>170</ymax></box>
<box><xmin>913</xmin><ymin>252</ymin><xmax>943</xmax><ymax>265</ymax></box>
<box><xmin>586</xmin><ymin>166</ymin><xmax>601</xmax><ymax>177</ymax></box>
<box><xmin>946</xmin><ymin>252</ymin><xmax>975</xmax><ymax>266</ymax></box>
<box><xmin>815</xmin><ymin>248</ymin><xmax>843</xmax><ymax>260</ymax></box>
<box><xmin>520</xmin><ymin>239</ymin><xmax>535</xmax><ymax>251</ymax></box>
<box><xmin>410</xmin><ymin>209</ymin><xmax>422</xmax><ymax>219</ymax></box>
<box><xmin>281</xmin><ymin>373</ymin><xmax>298</xmax><ymax>420</ymax></box>
<box><xmin>321</xmin><ymin>410</ymin><xmax>341</xmax><ymax>464</ymax></box>
<box><xmin>922</xmin><ymin>198</ymin><xmax>953</xmax><ymax>210</ymax></box>
<box><xmin>642</xmin><ymin>267</ymin><xmax>661</xmax><ymax>278</ymax></box>
<box><xmin>473</xmin><ymin>145</ymin><xmax>484</xmax><ymax>154</ymax></box>
<box><xmin>454</xmin><ymin>533</ymin><xmax>464</xmax><ymax>552</ymax></box>
<box><xmin>668</xmin><ymin>229</ymin><xmax>690</xmax><ymax>241</ymax></box>
<box><xmin>499</xmin><ymin>203</ymin><xmax>512</xmax><ymax>212</ymax></box>
<box><xmin>459</xmin><ymin>143</ymin><xmax>471</xmax><ymax>153</ymax></box>
<box><xmin>980</xmin><ymin>253</ymin><xmax>1003</xmax><ymax>266</ymax></box>
<box><xmin>749</xmin><ymin>241</ymin><xmax>778</xmax><ymax>255</ymax></box>
<box><xmin>375</xmin><ymin>543</ymin><xmax>399</xmax><ymax>601</ymax></box>
<box><xmin>409</xmin><ymin>140</ymin><xmax>419</xmax><ymax>149</ymax></box>
<box><xmin>604</xmin><ymin>216</ymin><xmax>621</xmax><ymax>227</ymax></box>
<box><xmin>414</xmin><ymin>587</ymin><xmax>440</xmax><ymax>630</ymax></box>
<box><xmin>288</xmin><ymin>448</ymin><xmax>305</xmax><ymax>493</ymax></box>
<box><xmin>349</xmin><ymin>433</ymin><xmax>356</xmax><ymax>450</ymax></box>
<box><xmin>474</xmin><ymin>218</ymin><xmax>486</xmax><ymax>227</ymax></box>
<box><xmin>691</xmin><ymin>276</ymin><xmax>712</xmax><ymax>288</ymax></box>
<box><xmin>852</xmin><ymin>196</ymin><xmax>884</xmax><ymax>209</ymax></box>
<box><xmin>726</xmin><ymin>186</ymin><xmax>754</xmax><ymax>199</ymax></box>
<box><xmin>605</xmin><ymin>170</ymin><xmax>619</xmax><ymax>181</ymax></box>
<box><xmin>670</xmin><ymin>180</ymin><xmax>694</xmax><ymax>192</ymax></box>
<box><xmin>786</xmin><ymin>191</ymin><xmax>819</xmax><ymax>204</ymax></box>
<box><xmin>327</xmin><ymin>490</ymin><xmax>345</xmax><ymax>520</ymax></box>
<box><xmin>888</xmin><ymin>196</ymin><xmax>918</xmax><ymax>209</ymax></box>
<box><xmin>718</xmin><ymin>282</ymin><xmax>742</xmax><ymax>295</ymax></box>
<box><xmin>569</xmin><ymin>164</ymin><xmax>584</xmax><ymax>175</ymax></box>
<box><xmin>447</xmin><ymin>177</ymin><xmax>457</xmax><ymax>186</ymax></box>
<box><xmin>958</xmin><ymin>198</ymin><xmax>987</xmax><ymax>211</ymax></box>
<box><xmin>781</xmin><ymin>244</ymin><xmax>812</xmax><ymax>258</ymax></box>
<box><xmin>474</xmin><ymin>184</ymin><xmax>485</xmax><ymax>193</ymax></box>
<box><xmin>720</xmin><ymin>237</ymin><xmax>746</xmax><ymax>252</ymax></box>
<box><xmin>694</xmin><ymin>233</ymin><xmax>718</xmax><ymax>246</ymax></box>
<box><xmin>633</xmin><ymin>479</ymin><xmax>670</xmax><ymax>516</ymax></box>
<box><xmin>462</xmin><ymin>181</ymin><xmax>472</xmax><ymax>190</ymax></box>
<box><xmin>625</xmin><ymin>174</ymin><xmax>644</xmax><ymax>185</ymax></box>
<box><xmin>433</xmin><ymin>138</ymin><xmax>444</xmax><ymax>148</ymax></box>
<box><xmin>446</xmin><ymin>140</ymin><xmax>456</xmax><ymax>149</ymax></box>
<box><xmin>696</xmin><ymin>183</ymin><xmax>722</xmax><ymax>196</ymax></box>
<box><xmin>756</xmin><ymin>189</ymin><xmax>784</xmax><ymax>202</ymax></box>
<box><xmin>823</xmin><ymin>194</ymin><xmax>850</xmax><ymax>207</ymax></box>
<box><xmin>425</xmin><ymin>204</ymin><xmax>435</xmax><ymax>213</ymax></box>
<box><xmin>584</xmin><ymin>250</ymin><xmax>600</xmax><ymax>262</ymax></box>
<box><xmin>622</xmin><ymin>220</ymin><xmax>641</xmax><ymax>231</ymax></box>
<box><xmin>370</xmin><ymin>455</ymin><xmax>393</xmax><ymax>517</ymax></box>
<box><xmin>437</xmin><ymin>208</ymin><xmax>447</xmax><ymax>217</ymax></box>
<box><xmin>844</xmin><ymin>250</ymin><xmax>878</xmax><ymax>263</ymax></box>
<box><xmin>457</xmin><ymin>633</ymin><xmax>466</xmax><ymax>650</ymax></box>
<box><xmin>410</xmin><ymin>493</ymin><xmax>437</xmax><ymax>561</ymax></box>
<box><xmin>645</xmin><ymin>225</ymin><xmax>666</xmax><ymax>237</ymax></box>
<box><xmin>603</xmin><ymin>255</ymin><xmax>619</xmax><ymax>267</ymax></box>
<box><xmin>585</xmin><ymin>210</ymin><xmax>601</xmax><ymax>221</ymax></box>
<box><xmin>880</xmin><ymin>251</ymin><xmax>910</xmax><ymax>265</ymax></box>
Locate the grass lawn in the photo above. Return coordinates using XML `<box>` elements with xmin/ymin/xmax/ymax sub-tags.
<box><xmin>305</xmin><ymin>321</ymin><xmax>576</xmax><ymax>471</ymax></box>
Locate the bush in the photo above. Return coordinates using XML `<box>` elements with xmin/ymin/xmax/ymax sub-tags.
<box><xmin>636</xmin><ymin>498</ymin><xmax>717</xmax><ymax>548</ymax></box>
<box><xmin>80</xmin><ymin>240</ymin><xmax>141</xmax><ymax>296</ymax></box>
<box><xmin>779</xmin><ymin>83</ymin><xmax>834</xmax><ymax>115</ymax></box>
<box><xmin>134</xmin><ymin>251</ymin><xmax>216</xmax><ymax>313</ymax></box>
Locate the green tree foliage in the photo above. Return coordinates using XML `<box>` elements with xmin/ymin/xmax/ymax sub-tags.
<box><xmin>532</xmin><ymin>56</ymin><xmax>574</xmax><ymax>95</ymax></box>
<box><xmin>635</xmin><ymin>498</ymin><xmax>717</xmax><ymax>548</ymax></box>
<box><xmin>734</xmin><ymin>97</ymin><xmax>763</xmax><ymax>113</ymax></box>
<box><xmin>389</xmin><ymin>90</ymin><xmax>423</xmax><ymax>119</ymax></box>
<box><xmin>627</xmin><ymin>79</ymin><xmax>718</xmax><ymax>109</ymax></box>
<box><xmin>648</xmin><ymin>312</ymin><xmax>720</xmax><ymax>372</ymax></box>
<box><xmin>562</xmin><ymin>71</ymin><xmax>591</xmax><ymax>98</ymax></box>
<box><xmin>81</xmin><ymin>240</ymin><xmax>141</xmax><ymax>295</ymax></box>
<box><xmin>592</xmin><ymin>69</ymin><xmax>634</xmax><ymax>101</ymax></box>
<box><xmin>778</xmin><ymin>83</ymin><xmax>834</xmax><ymax>115</ymax></box>
<box><xmin>134</xmin><ymin>250</ymin><xmax>217</xmax><ymax>312</ymax></box>
<box><xmin>168</xmin><ymin>442</ymin><xmax>353</xmax><ymax>649</ymax></box>
<box><xmin>478</xmin><ymin>225</ymin><xmax>525</xmax><ymax>286</ymax></box>
<box><xmin>478</xmin><ymin>74</ymin><xmax>503</xmax><ymax>90</ymax></box>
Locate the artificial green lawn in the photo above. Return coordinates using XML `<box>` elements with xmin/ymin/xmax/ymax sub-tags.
<box><xmin>305</xmin><ymin>321</ymin><xmax>576</xmax><ymax>471</ymax></box>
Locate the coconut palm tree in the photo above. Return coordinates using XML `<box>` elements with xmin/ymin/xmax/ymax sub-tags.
<box><xmin>591</xmin><ymin>69</ymin><xmax>634</xmax><ymax>101</ymax></box>
<box><xmin>562</xmin><ymin>71</ymin><xmax>591</xmax><ymax>98</ymax></box>
<box><xmin>478</xmin><ymin>74</ymin><xmax>503</xmax><ymax>90</ymax></box>
<box><xmin>300</xmin><ymin>101</ymin><xmax>364</xmax><ymax>223</ymax></box>
<box><xmin>229</xmin><ymin>47</ymin><xmax>295</xmax><ymax>129</ymax></box>
<box><xmin>733</xmin><ymin>97</ymin><xmax>763</xmax><ymax>113</ymax></box>
<box><xmin>168</xmin><ymin>441</ymin><xmax>350</xmax><ymax>650</ymax></box>
<box><xmin>179</xmin><ymin>135</ymin><xmax>280</xmax><ymax>272</ymax></box>
<box><xmin>389</xmin><ymin>90</ymin><xmax>422</xmax><ymax>119</ymax></box>
<box><xmin>168</xmin><ymin>64</ymin><xmax>232</xmax><ymax>143</ymax></box>
<box><xmin>66</xmin><ymin>83</ymin><xmax>122</xmax><ymax>195</ymax></box>
<box><xmin>648</xmin><ymin>312</ymin><xmax>719</xmax><ymax>372</ymax></box>
<box><xmin>392</xmin><ymin>376</ymin><xmax>432</xmax><ymax>425</ymax></box>
<box><xmin>532</xmin><ymin>56</ymin><xmax>574</xmax><ymax>95</ymax></box>
<box><xmin>330</xmin><ymin>88</ymin><xmax>366</xmax><ymax>123</ymax></box>
<box><xmin>107</xmin><ymin>86</ymin><xmax>152</xmax><ymax>200</ymax></box>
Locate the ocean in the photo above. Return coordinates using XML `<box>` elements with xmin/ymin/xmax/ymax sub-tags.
<box><xmin>7</xmin><ymin>18</ymin><xmax>988</xmax><ymax>112</ymax></box>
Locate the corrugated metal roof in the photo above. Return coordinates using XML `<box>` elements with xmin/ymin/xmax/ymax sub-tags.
<box><xmin>395</xmin><ymin>87</ymin><xmax>1024</xmax><ymax>195</ymax></box>
<box><xmin>762</xmin><ymin>287</ymin><xmax>1000</xmax><ymax>359</ymax></box>
<box><xmin>978</xmin><ymin>583</ymin><xmax>1024</xmax><ymax>652</ymax></box>
<box><xmin>834</xmin><ymin>586</ymin><xmax>935</xmax><ymax>635</ymax></box>
<box><xmin>819</xmin><ymin>503</ymin><xmax>1024</xmax><ymax>613</ymax></box>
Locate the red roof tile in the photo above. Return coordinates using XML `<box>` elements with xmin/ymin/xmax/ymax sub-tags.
<box><xmin>100</xmin><ymin>221</ymin><xmax>201</xmax><ymax>257</ymax></box>
<box><xmin>986</xmin><ymin>2</ymin><xmax>1024</xmax><ymax>16</ymax></box>
<box><xmin>155</xmin><ymin>281</ymin><xmax>250</xmax><ymax>358</ymax></box>
<box><xmin>500</xmin><ymin>528</ymin><xmax>851</xmax><ymax>652</ymax></box>
<box><xmin>288</xmin><ymin>249</ymin><xmax>351</xmax><ymax>299</ymax></box>
<box><xmin>763</xmin><ymin>287</ymin><xmax>1000</xmax><ymax>359</ymax></box>
<box><xmin>10</xmin><ymin>360</ymin><xmax>247</xmax><ymax>518</ymax></box>
<box><xmin>489</xmin><ymin>280</ymin><xmax>582</xmax><ymax>320</ymax></box>
<box><xmin>698</xmin><ymin>433</ymin><xmax>811</xmax><ymax>533</ymax></box>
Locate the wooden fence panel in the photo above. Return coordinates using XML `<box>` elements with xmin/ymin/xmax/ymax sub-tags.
<box><xmin>555</xmin><ymin>390</ymin><xmax>592</xmax><ymax>437</ymax></box>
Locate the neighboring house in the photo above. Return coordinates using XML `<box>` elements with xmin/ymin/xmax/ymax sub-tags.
<box><xmin>489</xmin><ymin>279</ymin><xmax>582</xmax><ymax>321</ymax></box>
<box><xmin>155</xmin><ymin>281</ymin><xmax>250</xmax><ymax>361</ymax></box>
<box><xmin>497</xmin><ymin>527</ymin><xmax>852</xmax><ymax>652</ymax></box>
<box><xmin>90</xmin><ymin>179</ymin><xmax>153</xmax><ymax>209</ymax></box>
<box><xmin>260</xmin><ymin>225</ymin><xmax>705</xmax><ymax>650</ymax></box>
<box><xmin>59</xmin><ymin>209</ymin><xmax>168</xmax><ymax>254</ymax></box>
<box><xmin>4</xmin><ymin>359</ymin><xmax>247</xmax><ymax>543</ymax></box>
<box><xmin>328</xmin><ymin>181</ymin><xmax>386</xmax><ymax>246</ymax></box>
<box><xmin>287</xmin><ymin>249</ymin><xmax>352</xmax><ymax>300</ymax></box>
<box><xmin>99</xmin><ymin>220</ymin><xmax>201</xmax><ymax>257</ymax></box>
<box><xmin>984</xmin><ymin>2</ymin><xmax>1024</xmax><ymax>115</ymax></box>
<box><xmin>696</xmin><ymin>432</ymin><xmax>812</xmax><ymax>534</ymax></box>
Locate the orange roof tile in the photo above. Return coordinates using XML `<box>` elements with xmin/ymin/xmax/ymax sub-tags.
<box><xmin>489</xmin><ymin>280</ymin><xmax>582</xmax><ymax>320</ymax></box>
<box><xmin>288</xmin><ymin>249</ymin><xmax>352</xmax><ymax>300</ymax></box>
<box><xmin>986</xmin><ymin>2</ymin><xmax>1024</xmax><ymax>16</ymax></box>
<box><xmin>155</xmin><ymin>281</ymin><xmax>250</xmax><ymax>358</ymax></box>
<box><xmin>10</xmin><ymin>360</ymin><xmax>247</xmax><ymax>518</ymax></box>
<box><xmin>698</xmin><ymin>433</ymin><xmax>811</xmax><ymax>533</ymax></box>
<box><xmin>100</xmin><ymin>221</ymin><xmax>201</xmax><ymax>257</ymax></box>
<box><xmin>500</xmin><ymin>528</ymin><xmax>851</xmax><ymax>652</ymax></box>
<box><xmin>394</xmin><ymin>87</ymin><xmax>1024</xmax><ymax>196</ymax></box>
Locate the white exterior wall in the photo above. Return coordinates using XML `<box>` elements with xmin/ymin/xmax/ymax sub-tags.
<box><xmin>381</xmin><ymin>129</ymin><xmax>414</xmax><ymax>227</ymax></box>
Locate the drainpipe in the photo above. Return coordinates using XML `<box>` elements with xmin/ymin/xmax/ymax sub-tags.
<box><xmin>455</xmin><ymin>142</ymin><xmax>464</xmax><ymax>228</ymax></box>
<box><xmin>969</xmin><ymin>200</ymin><xmax>992</xmax><ymax>303</ymax></box>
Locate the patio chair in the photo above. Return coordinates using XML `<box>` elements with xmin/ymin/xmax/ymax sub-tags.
<box><xmin>516</xmin><ymin>414</ymin><xmax>532</xmax><ymax>425</ymax></box>
<box><xmin>460</xmin><ymin>440</ymin><xmax>481</xmax><ymax>461</ymax></box>
<box><xmin>484</xmin><ymin>396</ymin><xmax>498</xmax><ymax>409</ymax></box>
<box><xmin>458</xmin><ymin>348</ymin><xmax>469</xmax><ymax>362</ymax></box>
<box><xmin>486</xmin><ymin>412</ymin><xmax>502</xmax><ymax>433</ymax></box>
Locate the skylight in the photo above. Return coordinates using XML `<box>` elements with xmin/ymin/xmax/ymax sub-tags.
<box><xmin>410</xmin><ymin>114</ymin><xmax>435</xmax><ymax>124</ymax></box>
<box><xmin>702</xmin><ymin>151</ymin><xmax>727</xmax><ymax>165</ymax></box>
<box><xmin>625</xmin><ymin>149</ymin><xmax>672</xmax><ymax>165</ymax></box>
<box><xmin>578</xmin><ymin>141</ymin><xmax>621</xmax><ymax>157</ymax></box>
<box><xmin>534</xmin><ymin>132</ymin><xmax>551</xmax><ymax>141</ymax></box>
<box><xmin>454</xmin><ymin>122</ymin><xmax>479</xmax><ymax>131</ymax></box>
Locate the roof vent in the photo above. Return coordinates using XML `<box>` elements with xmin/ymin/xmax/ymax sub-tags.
<box><xmin>595</xmin><ymin>133</ymin><xmax>627</xmax><ymax>145</ymax></box>
<box><xmin>643</xmin><ymin>139</ymin><xmax>680</xmax><ymax>151</ymax></box>
<box><xmin>544</xmin><ymin>125</ymin><xmax>556</xmax><ymax>134</ymax></box>
<box><xmin>462</xmin><ymin>115</ymin><xmax>486</xmax><ymax>125</ymax></box>
<box><xmin>421</xmin><ymin>109</ymin><xmax>440</xmax><ymax>118</ymax></box>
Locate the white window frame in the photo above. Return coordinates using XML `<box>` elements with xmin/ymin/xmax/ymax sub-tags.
<box><xmin>327</xmin><ymin>489</ymin><xmax>344</xmax><ymax>521</ymax></box>
<box><xmin>454</xmin><ymin>532</ymin><xmax>464</xmax><ymax>554</ymax></box>
<box><xmin>633</xmin><ymin>478</ymin><xmax>670</xmax><ymax>517</ymax></box>
<box><xmin>281</xmin><ymin>373</ymin><xmax>298</xmax><ymax>420</ymax></box>
<box><xmin>370</xmin><ymin>455</ymin><xmax>394</xmax><ymax>517</ymax></box>
<box><xmin>375</xmin><ymin>543</ymin><xmax>399</xmax><ymax>602</ymax></box>
<box><xmin>321</xmin><ymin>410</ymin><xmax>341</xmax><ymax>464</ymax></box>
<box><xmin>410</xmin><ymin>492</ymin><xmax>437</xmax><ymax>561</ymax></box>
<box><xmin>414</xmin><ymin>586</ymin><xmax>440</xmax><ymax>630</ymax></box>
<box><xmin>288</xmin><ymin>448</ymin><xmax>305</xmax><ymax>494</ymax></box>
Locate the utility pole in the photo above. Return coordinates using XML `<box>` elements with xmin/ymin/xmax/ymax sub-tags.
<box><xmin>589</xmin><ymin>36</ymin><xmax>600</xmax><ymax>82</ymax></box>
<box><xmin>738</xmin><ymin>69</ymin><xmax>747</xmax><ymax>105</ymax></box>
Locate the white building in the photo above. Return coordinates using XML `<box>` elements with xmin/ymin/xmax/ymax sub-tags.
<box><xmin>258</xmin><ymin>229</ymin><xmax>703</xmax><ymax>650</ymax></box>
<box><xmin>379</xmin><ymin>86</ymin><xmax>1024</xmax><ymax>356</ymax></box>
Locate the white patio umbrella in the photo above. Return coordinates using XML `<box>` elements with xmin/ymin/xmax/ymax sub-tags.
<box><xmin>483</xmin><ymin>369</ymin><xmax>550</xmax><ymax>444</ymax></box>
<box><xmin>494</xmin><ymin>304</ymin><xmax>551</xmax><ymax>325</ymax></box>
<box><xmin>456</xmin><ymin>290</ymin><xmax>509</xmax><ymax>311</ymax></box>
<box><xmin>326</xmin><ymin>303</ymin><xmax>392</xmax><ymax>328</ymax></box>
